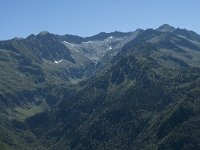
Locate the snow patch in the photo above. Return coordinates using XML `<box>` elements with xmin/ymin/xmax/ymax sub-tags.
<box><xmin>58</xmin><ymin>59</ymin><xmax>64</xmax><ymax>63</ymax></box>
<box><xmin>63</xmin><ymin>41</ymin><xmax>70</xmax><ymax>44</ymax></box>
<box><xmin>108</xmin><ymin>36</ymin><xmax>113</xmax><ymax>39</ymax></box>
<box><xmin>109</xmin><ymin>46</ymin><xmax>112</xmax><ymax>50</ymax></box>
<box><xmin>54</xmin><ymin>59</ymin><xmax>64</xmax><ymax>64</ymax></box>
<box><xmin>83</xmin><ymin>41</ymin><xmax>93</xmax><ymax>44</ymax></box>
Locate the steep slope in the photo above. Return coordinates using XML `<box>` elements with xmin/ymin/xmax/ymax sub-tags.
<box><xmin>26</xmin><ymin>41</ymin><xmax>200</xmax><ymax>149</ymax></box>
<box><xmin>62</xmin><ymin>31</ymin><xmax>140</xmax><ymax>63</ymax></box>
<box><xmin>0</xmin><ymin>30</ymin><xmax>137</xmax><ymax>150</ymax></box>
<box><xmin>1</xmin><ymin>25</ymin><xmax>200</xmax><ymax>150</ymax></box>
<box><xmin>0</xmin><ymin>32</ymin><xmax>81</xmax><ymax>149</ymax></box>
<box><xmin>122</xmin><ymin>25</ymin><xmax>200</xmax><ymax>68</ymax></box>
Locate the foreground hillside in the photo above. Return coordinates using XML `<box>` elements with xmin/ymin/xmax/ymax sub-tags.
<box><xmin>1</xmin><ymin>25</ymin><xmax>200</xmax><ymax>150</ymax></box>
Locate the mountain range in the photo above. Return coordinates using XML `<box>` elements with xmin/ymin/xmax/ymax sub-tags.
<box><xmin>1</xmin><ymin>24</ymin><xmax>200</xmax><ymax>150</ymax></box>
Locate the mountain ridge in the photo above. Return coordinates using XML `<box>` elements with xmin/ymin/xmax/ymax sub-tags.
<box><xmin>1</xmin><ymin>24</ymin><xmax>200</xmax><ymax>149</ymax></box>
<box><xmin>3</xmin><ymin>24</ymin><xmax>199</xmax><ymax>42</ymax></box>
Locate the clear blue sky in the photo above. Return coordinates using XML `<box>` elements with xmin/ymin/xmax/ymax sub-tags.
<box><xmin>0</xmin><ymin>0</ymin><xmax>199</xmax><ymax>40</ymax></box>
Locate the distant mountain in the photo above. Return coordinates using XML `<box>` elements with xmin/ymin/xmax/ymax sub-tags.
<box><xmin>156</xmin><ymin>24</ymin><xmax>176</xmax><ymax>32</ymax></box>
<box><xmin>1</xmin><ymin>25</ymin><xmax>200</xmax><ymax>150</ymax></box>
<box><xmin>85</xmin><ymin>31</ymin><xmax>133</xmax><ymax>41</ymax></box>
<box><xmin>55</xmin><ymin>34</ymin><xmax>85</xmax><ymax>44</ymax></box>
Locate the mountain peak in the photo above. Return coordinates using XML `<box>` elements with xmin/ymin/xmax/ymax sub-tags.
<box><xmin>156</xmin><ymin>24</ymin><xmax>176</xmax><ymax>32</ymax></box>
<box><xmin>38</xmin><ymin>31</ymin><xmax>50</xmax><ymax>36</ymax></box>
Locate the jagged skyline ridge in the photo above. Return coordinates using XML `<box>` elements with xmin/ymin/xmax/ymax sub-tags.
<box><xmin>0</xmin><ymin>0</ymin><xmax>200</xmax><ymax>40</ymax></box>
